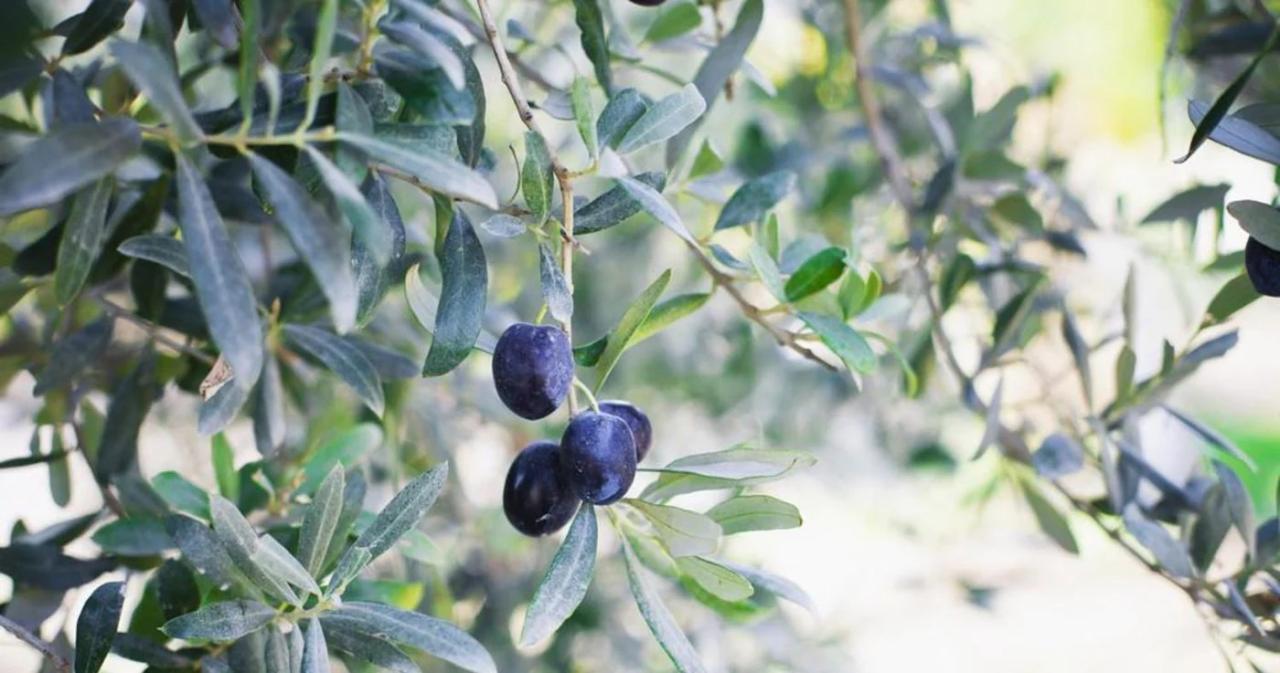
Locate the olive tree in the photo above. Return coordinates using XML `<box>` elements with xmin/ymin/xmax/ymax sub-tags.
<box><xmin>0</xmin><ymin>0</ymin><xmax>1278</xmax><ymax>671</ymax></box>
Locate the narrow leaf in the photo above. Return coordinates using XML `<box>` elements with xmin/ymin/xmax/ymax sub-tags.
<box><xmin>422</xmin><ymin>213</ymin><xmax>488</xmax><ymax>376</ymax></box>
<box><xmin>520</xmin><ymin>506</ymin><xmax>596</xmax><ymax>646</ymax></box>
<box><xmin>283</xmin><ymin>324</ymin><xmax>385</xmax><ymax>417</ymax></box>
<box><xmin>161</xmin><ymin>600</ymin><xmax>275</xmax><ymax>643</ymax></box>
<box><xmin>538</xmin><ymin>242</ymin><xmax>574</xmax><ymax>323</ymax></box>
<box><xmin>622</xmin><ymin>544</ymin><xmax>708</xmax><ymax>673</ymax></box>
<box><xmin>595</xmin><ymin>270</ymin><xmax>671</xmax><ymax>391</ymax></box>
<box><xmin>339</xmin><ymin>133</ymin><xmax>498</xmax><ymax>208</ymax></box>
<box><xmin>617</xmin><ymin>84</ymin><xmax>706</xmax><ymax>155</ymax></box>
<box><xmin>109</xmin><ymin>40</ymin><xmax>202</xmax><ymax>142</ymax></box>
<box><xmin>75</xmin><ymin>581</ymin><xmax>125</xmax><ymax>673</ymax></box>
<box><xmin>714</xmin><ymin>171</ymin><xmax>796</xmax><ymax>231</ymax></box>
<box><xmin>0</xmin><ymin>118</ymin><xmax>140</xmax><ymax>217</ymax></box>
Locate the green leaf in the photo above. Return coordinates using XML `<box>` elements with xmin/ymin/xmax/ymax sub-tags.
<box><xmin>784</xmin><ymin>247</ymin><xmax>847</xmax><ymax>302</ymax></box>
<box><xmin>212</xmin><ymin>434</ymin><xmax>239</xmax><ymax>504</ymax></box>
<box><xmin>705</xmin><ymin>495</ymin><xmax>801</xmax><ymax>535</ymax></box>
<box><xmin>321</xmin><ymin>602</ymin><xmax>496</xmax><ymax>673</ymax></box>
<box><xmin>748</xmin><ymin>243</ymin><xmax>786</xmax><ymax>301</ymax></box>
<box><xmin>305</xmin><ymin>0</ymin><xmax>338</xmax><ymax>127</ymax></box>
<box><xmin>249</xmin><ymin>154</ymin><xmax>357</xmax><ymax>333</ymax></box>
<box><xmin>522</xmin><ymin>131</ymin><xmax>554</xmax><ymax>224</ymax></box>
<box><xmin>152</xmin><ymin>472</ymin><xmax>209</xmax><ymax>519</ymax></box>
<box><xmin>300</xmin><ymin>619</ymin><xmax>329</xmax><ymax>673</ymax></box>
<box><xmin>174</xmin><ymin>154</ymin><xmax>263</xmax><ymax>392</ymax></box>
<box><xmin>616</xmin><ymin>177</ymin><xmax>695</xmax><ymax>244</ymax></box>
<box><xmin>674</xmin><ymin>556</ymin><xmax>753</xmax><ymax>602</ymax></box>
<box><xmin>1203</xmin><ymin>272</ymin><xmax>1259</xmax><ymax>326</ymax></box>
<box><xmin>404</xmin><ymin>263</ymin><xmax>497</xmax><ymax>353</ymax></box>
<box><xmin>75</xmin><ymin>581</ymin><xmax>125</xmax><ymax>673</ymax></box>
<box><xmin>520</xmin><ymin>505</ymin><xmax>596</xmax><ymax>646</ymax></box>
<box><xmin>1141</xmin><ymin>184</ymin><xmax>1230</xmax><ymax>224</ymax></box>
<box><xmin>166</xmin><ymin>515</ymin><xmax>241</xmax><ymax>590</ymax></box>
<box><xmin>298</xmin><ymin>466</ymin><xmax>344</xmax><ymax>577</ymax></box>
<box><xmin>798</xmin><ymin>312</ymin><xmax>875</xmax><ymax>373</ymax></box>
<box><xmin>1213</xmin><ymin>460</ymin><xmax>1256</xmax><ymax>558</ymax></box>
<box><xmin>617</xmin><ymin>84</ymin><xmax>706</xmax><ymax>155</ymax></box>
<box><xmin>622</xmin><ymin>544</ymin><xmax>708</xmax><ymax>673</ymax></box>
<box><xmin>62</xmin><ymin>0</ymin><xmax>131</xmax><ymax>55</ymax></box>
<box><xmin>339</xmin><ymin>132</ymin><xmax>498</xmax><ymax>209</ymax></box>
<box><xmin>118</xmin><ymin>235</ymin><xmax>190</xmax><ymax>278</ymax></box>
<box><xmin>938</xmin><ymin>253</ymin><xmax>975</xmax><ymax>311</ymax></box>
<box><xmin>375</xmin><ymin>47</ymin><xmax>475</xmax><ymax>125</ymax></box>
<box><xmin>283</xmin><ymin>324</ymin><xmax>385</xmax><ymax>417</ymax></box>
<box><xmin>1115</xmin><ymin>345</ymin><xmax>1136</xmax><ymax>402</ymax></box>
<box><xmin>109</xmin><ymin>40</ymin><xmax>202</xmax><ymax>143</ymax></box>
<box><xmin>330</xmin><ymin>464</ymin><xmax>448</xmax><ymax>592</ymax></box>
<box><xmin>1018</xmin><ymin>479</ymin><xmax>1078</xmax><ymax>554</ymax></box>
<box><xmin>33</xmin><ymin>319</ymin><xmax>113</xmax><ymax>396</ymax></box>
<box><xmin>296</xmin><ymin>427</ymin><xmax>381</xmax><ymax>496</ymax></box>
<box><xmin>627</xmin><ymin>500</ymin><xmax>721</xmax><ymax>557</ymax></box>
<box><xmin>353</xmin><ymin>171</ymin><xmax>407</xmax><ymax>322</ymax></box>
<box><xmin>254</xmin><ymin>534</ymin><xmax>322</xmax><ymax>596</ymax></box>
<box><xmin>574</xmin><ymin>171</ymin><xmax>666</xmax><ymax>235</ymax></box>
<box><xmin>54</xmin><ymin>178</ymin><xmax>114</xmax><ymax>305</ymax></box>
<box><xmin>323</xmin><ymin>623</ymin><xmax>418</xmax><ymax>673</ymax></box>
<box><xmin>573</xmin><ymin>292</ymin><xmax>708</xmax><ymax>367</ymax></box>
<box><xmin>718</xmin><ymin>561</ymin><xmax>815</xmax><ymax>612</ymax></box>
<box><xmin>253</xmin><ymin>352</ymin><xmax>287</xmax><ymax>457</ymax></box>
<box><xmin>335</xmin><ymin>82</ymin><xmax>374</xmax><ymax>184</ymax></box>
<box><xmin>714</xmin><ymin>171</ymin><xmax>796</xmax><ymax>231</ymax></box>
<box><xmin>688</xmin><ymin>140</ymin><xmax>724</xmax><ymax>179</ymax></box>
<box><xmin>210</xmin><ymin>496</ymin><xmax>302</xmax><ymax>605</ymax></box>
<box><xmin>572</xmin><ymin>0</ymin><xmax>612</xmax><ymax>93</ymax></box>
<box><xmin>644</xmin><ymin>2</ymin><xmax>702</xmax><ymax>43</ymax></box>
<box><xmin>161</xmin><ymin>600</ymin><xmax>275</xmax><ymax>643</ymax></box>
<box><xmin>379</xmin><ymin>20</ymin><xmax>464</xmax><ymax>90</ymax></box>
<box><xmin>1228</xmin><ymin>200</ymin><xmax>1280</xmax><ymax>251</ymax></box>
<box><xmin>92</xmin><ymin>517</ymin><xmax>173</xmax><ymax>556</ymax></box>
<box><xmin>656</xmin><ymin>447</ymin><xmax>816</xmax><ymax>481</ymax></box>
<box><xmin>95</xmin><ymin>355</ymin><xmax>157</xmax><ymax>482</ymax></box>
<box><xmin>1175</xmin><ymin>23</ymin><xmax>1280</xmax><ymax>164</ymax></box>
<box><xmin>1122</xmin><ymin>504</ymin><xmax>1195</xmax><ymax>579</ymax></box>
<box><xmin>538</xmin><ymin>242</ymin><xmax>574</xmax><ymax>323</ymax></box>
<box><xmin>595</xmin><ymin>270</ymin><xmax>671</xmax><ymax>391</ymax></box>
<box><xmin>1060</xmin><ymin>307</ymin><xmax>1092</xmax><ymax>406</ymax></box>
<box><xmin>422</xmin><ymin>213</ymin><xmax>488</xmax><ymax>376</ymax></box>
<box><xmin>665</xmin><ymin>0</ymin><xmax>763</xmax><ymax>166</ymax></box>
<box><xmin>303</xmin><ymin>148</ymin><xmax>394</xmax><ymax>307</ymax></box>
<box><xmin>237</xmin><ymin>0</ymin><xmax>260</xmax><ymax>124</ymax></box>
<box><xmin>570</xmin><ymin>77</ymin><xmax>598</xmax><ymax>158</ymax></box>
<box><xmin>597</xmin><ymin>88</ymin><xmax>646</xmax><ymax>149</ymax></box>
<box><xmin>0</xmin><ymin>118</ymin><xmax>140</xmax><ymax>217</ymax></box>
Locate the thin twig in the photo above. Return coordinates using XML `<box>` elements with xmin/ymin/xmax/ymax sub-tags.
<box><xmin>437</xmin><ymin>3</ymin><xmax>557</xmax><ymax>91</ymax></box>
<box><xmin>0</xmin><ymin>614</ymin><xmax>70</xmax><ymax>673</ymax></box>
<box><xmin>96</xmin><ymin>297</ymin><xmax>217</xmax><ymax>366</ymax></box>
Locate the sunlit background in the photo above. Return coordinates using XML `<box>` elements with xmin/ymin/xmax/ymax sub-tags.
<box><xmin>4</xmin><ymin>0</ymin><xmax>1280</xmax><ymax>671</ymax></box>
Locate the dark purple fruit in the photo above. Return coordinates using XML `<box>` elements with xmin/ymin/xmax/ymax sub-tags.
<box><xmin>503</xmin><ymin>441</ymin><xmax>580</xmax><ymax>536</ymax></box>
<box><xmin>492</xmin><ymin>323</ymin><xmax>574</xmax><ymax>420</ymax></box>
<box><xmin>559</xmin><ymin>411</ymin><xmax>637</xmax><ymax>505</ymax></box>
<box><xmin>598</xmin><ymin>400</ymin><xmax>652</xmax><ymax>462</ymax></box>
<box><xmin>1246</xmin><ymin>236</ymin><xmax>1280</xmax><ymax>297</ymax></box>
<box><xmin>629</xmin><ymin>0</ymin><xmax>667</xmax><ymax>5</ymax></box>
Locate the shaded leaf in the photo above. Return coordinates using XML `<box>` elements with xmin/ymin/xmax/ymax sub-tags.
<box><xmin>798</xmin><ymin>312</ymin><xmax>874</xmax><ymax>373</ymax></box>
<box><xmin>0</xmin><ymin>118</ymin><xmax>140</xmax><ymax>217</ymax></box>
<box><xmin>627</xmin><ymin>500</ymin><xmax>721</xmax><ymax>557</ymax></box>
<box><xmin>1122</xmin><ymin>504</ymin><xmax>1195</xmax><ymax>578</ymax></box>
<box><xmin>705</xmin><ymin>495</ymin><xmax>801</xmax><ymax>535</ymax></box>
<box><xmin>715</xmin><ymin>171</ymin><xmax>796</xmax><ymax>231</ymax></box>
<box><xmin>572</xmin><ymin>0</ymin><xmax>612</xmax><ymax>93</ymax></box>
<box><xmin>520</xmin><ymin>505</ymin><xmax>596</xmax><ymax>646</ymax></box>
<box><xmin>574</xmin><ymin>171</ymin><xmax>666</xmax><ymax>235</ymax></box>
<box><xmin>74</xmin><ymin>581</ymin><xmax>124</xmax><ymax>673</ymax></box>
<box><xmin>110</xmin><ymin>40</ymin><xmax>202</xmax><ymax>142</ymax></box>
<box><xmin>118</xmin><ymin>235</ymin><xmax>190</xmax><ymax>278</ymax></box>
<box><xmin>422</xmin><ymin>213</ymin><xmax>488</xmax><ymax>376</ymax></box>
<box><xmin>615</xmin><ymin>177</ymin><xmax>695</xmax><ymax>244</ymax></box>
<box><xmin>617</xmin><ymin>84</ymin><xmax>706</xmax><ymax>155</ymax></box>
<box><xmin>597</xmin><ymin>88</ymin><xmax>646</xmax><ymax>149</ymax></box>
<box><xmin>675</xmin><ymin>556</ymin><xmax>753</xmax><ymax>602</ymax></box>
<box><xmin>538</xmin><ymin>242</ymin><xmax>574</xmax><ymax>322</ymax></box>
<box><xmin>339</xmin><ymin>132</ymin><xmax>498</xmax><ymax>208</ymax></box>
<box><xmin>321</xmin><ymin>602</ymin><xmax>495</xmax><ymax>673</ymax></box>
<box><xmin>283</xmin><ymin>324</ymin><xmax>384</xmax><ymax>417</ymax></box>
<box><xmin>33</xmin><ymin>319</ymin><xmax>113</xmax><ymax>396</ymax></box>
<box><xmin>622</xmin><ymin>544</ymin><xmax>708</xmax><ymax>673</ymax></box>
<box><xmin>161</xmin><ymin>600</ymin><xmax>275</xmax><ymax>643</ymax></box>
<box><xmin>522</xmin><ymin>131</ymin><xmax>554</xmax><ymax>224</ymax></box>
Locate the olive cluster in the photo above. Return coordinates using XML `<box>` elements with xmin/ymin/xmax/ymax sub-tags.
<box><xmin>493</xmin><ymin>324</ymin><xmax>653</xmax><ymax>536</ymax></box>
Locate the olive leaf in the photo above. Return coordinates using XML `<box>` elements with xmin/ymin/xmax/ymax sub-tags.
<box><xmin>320</xmin><ymin>602</ymin><xmax>496</xmax><ymax>673</ymax></box>
<box><xmin>520</xmin><ymin>505</ymin><xmax>596</xmax><ymax>646</ymax></box>
<box><xmin>422</xmin><ymin>213</ymin><xmax>488</xmax><ymax>376</ymax></box>
<box><xmin>74</xmin><ymin>581</ymin><xmax>125</xmax><ymax>673</ymax></box>
<box><xmin>0</xmin><ymin>118</ymin><xmax>140</xmax><ymax>216</ymax></box>
<box><xmin>622</xmin><ymin>544</ymin><xmax>709</xmax><ymax>673</ymax></box>
<box><xmin>715</xmin><ymin>171</ymin><xmax>796</xmax><ymax>231</ymax></box>
<box><xmin>617</xmin><ymin>84</ymin><xmax>706</xmax><ymax>155</ymax></box>
<box><xmin>161</xmin><ymin>600</ymin><xmax>276</xmax><ymax>643</ymax></box>
<box><xmin>283</xmin><ymin>324</ymin><xmax>385</xmax><ymax>417</ymax></box>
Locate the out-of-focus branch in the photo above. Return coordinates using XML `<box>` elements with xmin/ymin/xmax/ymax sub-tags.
<box><xmin>0</xmin><ymin>614</ymin><xmax>70</xmax><ymax>673</ymax></box>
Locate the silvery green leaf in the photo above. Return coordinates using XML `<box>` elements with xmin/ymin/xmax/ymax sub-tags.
<box><xmin>422</xmin><ymin>213</ymin><xmax>488</xmax><ymax>376</ymax></box>
<box><xmin>616</xmin><ymin>84</ymin><xmax>706</xmax><ymax>155</ymax></box>
<box><xmin>321</xmin><ymin>602</ymin><xmax>496</xmax><ymax>673</ymax></box>
<box><xmin>1227</xmin><ymin>200</ymin><xmax>1280</xmax><ymax>251</ymax></box>
<box><xmin>1163</xmin><ymin>406</ymin><xmax>1255</xmax><ymax>469</ymax></box>
<box><xmin>380</xmin><ymin>20</ymin><xmax>464</xmax><ymax>89</ymax></box>
<box><xmin>198</xmin><ymin>381</ymin><xmax>250</xmax><ymax>436</ymax></box>
<box><xmin>1019</xmin><ymin>479</ymin><xmax>1078</xmax><ymax>554</ymax></box>
<box><xmin>287</xmin><ymin>612</ymin><xmax>305</xmax><ymax>673</ymax></box>
<box><xmin>253</xmin><ymin>352</ymin><xmax>286</xmax><ymax>457</ymax></box>
<box><xmin>331</xmin><ymin>464</ymin><xmax>448</xmax><ymax>588</ymax></box>
<box><xmin>538</xmin><ymin>242</ymin><xmax>574</xmax><ymax>322</ymax></box>
<box><xmin>404</xmin><ymin>265</ymin><xmax>498</xmax><ymax>355</ymax></box>
<box><xmin>353</xmin><ymin>171</ymin><xmax>407</xmax><ymax>322</ymax></box>
<box><xmin>33</xmin><ymin>319</ymin><xmax>113</xmax><ymax>396</ymax></box>
<box><xmin>571</xmin><ymin>0</ymin><xmax>612</xmax><ymax>93</ymax></box>
<box><xmin>1213</xmin><ymin>460</ymin><xmax>1256</xmax><ymax>558</ymax></box>
<box><xmin>627</xmin><ymin>500</ymin><xmax>721</xmax><ymax>557</ymax></box>
<box><xmin>55</xmin><ymin>178</ymin><xmax>114</xmax><ymax>305</ymax></box>
<box><xmin>597</xmin><ymin>88</ymin><xmax>646</xmax><ymax>149</ymax></box>
<box><xmin>395</xmin><ymin>0</ymin><xmax>474</xmax><ymax>45</ymax></box>
<box><xmin>323</xmin><ymin>620</ymin><xmax>418</xmax><ymax>673</ymax></box>
<box><xmin>283</xmin><ymin>324</ymin><xmax>384</xmax><ymax>417</ymax></box>
<box><xmin>210</xmin><ymin>496</ymin><xmax>301</xmax><ymax>605</ymax></box>
<box><xmin>153</xmin><ymin>471</ymin><xmax>209</xmax><ymax>518</ymax></box>
<box><xmin>345</xmin><ymin>337</ymin><xmax>418</xmax><ymax>380</ymax></box>
<box><xmin>304</xmin><ymin>147</ymin><xmax>393</xmax><ymax>282</ymax></box>
<box><xmin>622</xmin><ymin>544</ymin><xmax>708</xmax><ymax>673</ymax></box>
<box><xmin>595</xmin><ymin>270</ymin><xmax>671</xmax><ymax>392</ymax></box>
<box><xmin>659</xmin><ymin>447</ymin><xmax>815</xmax><ymax>480</ymax></box>
<box><xmin>1187</xmin><ymin>99</ymin><xmax>1280</xmax><ymax>166</ymax></box>
<box><xmin>174</xmin><ymin>154</ymin><xmax>263</xmax><ymax>392</ymax></box>
<box><xmin>339</xmin><ymin>132</ymin><xmax>498</xmax><ymax>209</ymax></box>
<box><xmin>520</xmin><ymin>505</ymin><xmax>596</xmax><ymax>646</ymax></box>
<box><xmin>665</xmin><ymin>0</ymin><xmax>763</xmax><ymax>166</ymax></box>
<box><xmin>91</xmin><ymin>517</ymin><xmax>173</xmax><ymax>556</ymax></box>
<box><xmin>522</xmin><ymin>131</ymin><xmax>554</xmax><ymax>224</ymax></box>
<box><xmin>718</xmin><ymin>561</ymin><xmax>815</xmax><ymax>613</ymax></box>
<box><xmin>574</xmin><ymin>171</ymin><xmax>666</xmax><ymax>235</ymax></box>
<box><xmin>571</xmin><ymin>77</ymin><xmax>598</xmax><ymax>158</ymax></box>
<box><xmin>335</xmin><ymin>82</ymin><xmax>373</xmax><ymax>183</ymax></box>
<box><xmin>297</xmin><ymin>424</ymin><xmax>382</xmax><ymax>497</ymax></box>
<box><xmin>254</xmin><ymin>534</ymin><xmax>321</xmax><ymax>596</ymax></box>
<box><xmin>714</xmin><ymin>171</ymin><xmax>796</xmax><ymax>231</ymax></box>
<box><xmin>305</xmin><ymin>0</ymin><xmax>338</xmax><ymax>125</ymax></box>
<box><xmin>705</xmin><ymin>495</ymin><xmax>801</xmax><ymax>535</ymax></box>
<box><xmin>1032</xmin><ymin>433</ymin><xmax>1085</xmax><ymax>479</ymax></box>
<box><xmin>0</xmin><ymin>118</ymin><xmax>140</xmax><ymax>217</ymax></box>
<box><xmin>674</xmin><ymin>556</ymin><xmax>753</xmax><ymax>602</ymax></box>
<box><xmin>249</xmin><ymin>154</ymin><xmax>357</xmax><ymax>333</ymax></box>
<box><xmin>300</xmin><ymin>619</ymin><xmax>329</xmax><ymax>673</ymax></box>
<box><xmin>1122</xmin><ymin>504</ymin><xmax>1195</xmax><ymax>579</ymax></box>
<box><xmin>75</xmin><ymin>581</ymin><xmax>124</xmax><ymax>673</ymax></box>
<box><xmin>109</xmin><ymin>40</ymin><xmax>201</xmax><ymax>142</ymax></box>
<box><xmin>615</xmin><ymin>177</ymin><xmax>695</xmax><ymax>244</ymax></box>
<box><xmin>263</xmin><ymin>624</ymin><xmax>290</xmax><ymax>673</ymax></box>
<box><xmin>298</xmin><ymin>467</ymin><xmax>345</xmax><ymax>577</ymax></box>
<box><xmin>747</xmin><ymin>244</ymin><xmax>786</xmax><ymax>301</ymax></box>
<box><xmin>797</xmin><ymin>312</ymin><xmax>875</xmax><ymax>373</ymax></box>
<box><xmin>480</xmin><ymin>214</ymin><xmax>526</xmax><ymax>238</ymax></box>
<box><xmin>118</xmin><ymin>235</ymin><xmax>190</xmax><ymax>278</ymax></box>
<box><xmin>161</xmin><ymin>600</ymin><xmax>275</xmax><ymax>643</ymax></box>
<box><xmin>166</xmin><ymin>515</ymin><xmax>241</xmax><ymax>590</ymax></box>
